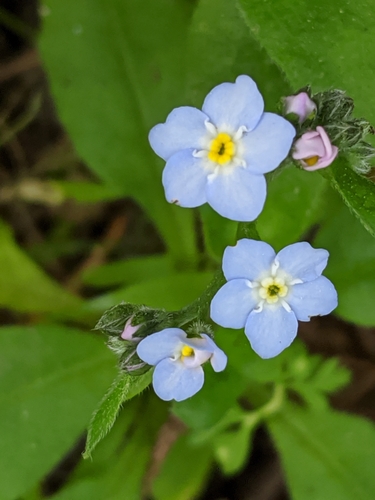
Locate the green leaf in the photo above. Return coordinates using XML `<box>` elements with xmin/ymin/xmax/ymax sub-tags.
<box><xmin>289</xmin><ymin>357</ymin><xmax>351</xmax><ymax>411</ymax></box>
<box><xmin>324</xmin><ymin>158</ymin><xmax>375</xmax><ymax>237</ymax></box>
<box><xmin>199</xmin><ymin>205</ymin><xmax>238</xmax><ymax>261</ymax></box>
<box><xmin>238</xmin><ymin>0</ymin><xmax>375</xmax><ymax>237</ymax></box>
<box><xmin>335</xmin><ymin>281</ymin><xmax>375</xmax><ymax>326</ymax></box>
<box><xmin>85</xmin><ymin>272</ymin><xmax>214</xmax><ymax>313</ymax></box>
<box><xmin>52</xmin><ymin>180</ymin><xmax>124</xmax><ymax>203</ymax></box>
<box><xmin>309</xmin><ymin>358</ymin><xmax>351</xmax><ymax>394</ymax></box>
<box><xmin>257</xmin><ymin>167</ymin><xmax>327</xmax><ymax>250</ymax></box>
<box><xmin>152</xmin><ymin>432</ymin><xmax>213</xmax><ymax>500</ymax></box>
<box><xmin>315</xmin><ymin>195</ymin><xmax>375</xmax><ymax>325</ymax></box>
<box><xmin>83</xmin><ymin>254</ymin><xmax>174</xmax><ymax>287</ymax></box>
<box><xmin>269</xmin><ymin>403</ymin><xmax>375</xmax><ymax>500</ymax></box>
<box><xmin>186</xmin><ymin>0</ymin><xmax>291</xmax><ymax>110</ymax></box>
<box><xmin>53</xmin><ymin>394</ymin><xmax>167</xmax><ymax>500</ymax></box>
<box><xmin>39</xmin><ymin>0</ymin><xmax>197</xmax><ymax>264</ymax></box>
<box><xmin>0</xmin><ymin>324</ymin><xmax>115</xmax><ymax>500</ymax></box>
<box><xmin>84</xmin><ymin>370</ymin><xmax>152</xmax><ymax>458</ymax></box>
<box><xmin>238</xmin><ymin>0</ymin><xmax>375</xmax><ymax>122</ymax></box>
<box><xmin>0</xmin><ymin>219</ymin><xmax>81</xmax><ymax>314</ymax></box>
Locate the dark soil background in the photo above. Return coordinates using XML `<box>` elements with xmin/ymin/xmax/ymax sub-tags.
<box><xmin>1</xmin><ymin>2</ymin><xmax>375</xmax><ymax>499</ymax></box>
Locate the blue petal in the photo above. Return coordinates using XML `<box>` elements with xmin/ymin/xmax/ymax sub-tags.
<box><xmin>206</xmin><ymin>168</ymin><xmax>266</xmax><ymax>221</ymax></box>
<box><xmin>276</xmin><ymin>242</ymin><xmax>329</xmax><ymax>282</ymax></box>
<box><xmin>183</xmin><ymin>335</ymin><xmax>213</xmax><ymax>352</ymax></box>
<box><xmin>162</xmin><ymin>149</ymin><xmax>208</xmax><ymax>207</ymax></box>
<box><xmin>241</xmin><ymin>113</ymin><xmax>296</xmax><ymax>174</ymax></box>
<box><xmin>149</xmin><ymin>106</ymin><xmax>209</xmax><ymax>160</ymax></box>
<box><xmin>136</xmin><ymin>328</ymin><xmax>184</xmax><ymax>366</ymax></box>
<box><xmin>245</xmin><ymin>306</ymin><xmax>298</xmax><ymax>359</ymax></box>
<box><xmin>153</xmin><ymin>358</ymin><xmax>204</xmax><ymax>401</ymax></box>
<box><xmin>202</xmin><ymin>75</ymin><xmax>264</xmax><ymax>132</ymax></box>
<box><xmin>287</xmin><ymin>276</ymin><xmax>338</xmax><ymax>321</ymax></box>
<box><xmin>223</xmin><ymin>239</ymin><xmax>275</xmax><ymax>281</ymax></box>
<box><xmin>200</xmin><ymin>334</ymin><xmax>228</xmax><ymax>372</ymax></box>
<box><xmin>210</xmin><ymin>279</ymin><xmax>257</xmax><ymax>328</ymax></box>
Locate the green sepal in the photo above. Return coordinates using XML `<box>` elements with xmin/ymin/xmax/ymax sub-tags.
<box><xmin>95</xmin><ymin>303</ymin><xmax>169</xmax><ymax>338</ymax></box>
<box><xmin>186</xmin><ymin>320</ymin><xmax>214</xmax><ymax>339</ymax></box>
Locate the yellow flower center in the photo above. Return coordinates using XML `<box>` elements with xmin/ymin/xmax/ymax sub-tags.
<box><xmin>181</xmin><ymin>345</ymin><xmax>194</xmax><ymax>358</ymax></box>
<box><xmin>259</xmin><ymin>277</ymin><xmax>288</xmax><ymax>304</ymax></box>
<box><xmin>208</xmin><ymin>133</ymin><xmax>235</xmax><ymax>165</ymax></box>
<box><xmin>304</xmin><ymin>155</ymin><xmax>319</xmax><ymax>166</ymax></box>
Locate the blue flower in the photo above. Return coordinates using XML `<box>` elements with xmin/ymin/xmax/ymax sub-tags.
<box><xmin>136</xmin><ymin>328</ymin><xmax>227</xmax><ymax>401</ymax></box>
<box><xmin>210</xmin><ymin>239</ymin><xmax>338</xmax><ymax>359</ymax></box>
<box><xmin>149</xmin><ymin>75</ymin><xmax>296</xmax><ymax>221</ymax></box>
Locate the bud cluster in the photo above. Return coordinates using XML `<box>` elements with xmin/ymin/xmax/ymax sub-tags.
<box><xmin>284</xmin><ymin>87</ymin><xmax>375</xmax><ymax>174</ymax></box>
<box><xmin>95</xmin><ymin>303</ymin><xmax>170</xmax><ymax>375</ymax></box>
<box><xmin>95</xmin><ymin>303</ymin><xmax>215</xmax><ymax>376</ymax></box>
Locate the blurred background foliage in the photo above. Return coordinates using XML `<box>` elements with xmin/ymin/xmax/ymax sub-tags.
<box><xmin>1</xmin><ymin>0</ymin><xmax>375</xmax><ymax>499</ymax></box>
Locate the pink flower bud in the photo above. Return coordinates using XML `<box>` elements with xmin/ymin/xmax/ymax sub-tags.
<box><xmin>284</xmin><ymin>92</ymin><xmax>316</xmax><ymax>124</ymax></box>
<box><xmin>121</xmin><ymin>317</ymin><xmax>141</xmax><ymax>341</ymax></box>
<box><xmin>292</xmin><ymin>126</ymin><xmax>338</xmax><ymax>171</ymax></box>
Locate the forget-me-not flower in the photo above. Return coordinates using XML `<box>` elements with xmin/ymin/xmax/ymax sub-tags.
<box><xmin>136</xmin><ymin>328</ymin><xmax>227</xmax><ymax>401</ymax></box>
<box><xmin>149</xmin><ymin>75</ymin><xmax>296</xmax><ymax>221</ymax></box>
<box><xmin>210</xmin><ymin>239</ymin><xmax>338</xmax><ymax>359</ymax></box>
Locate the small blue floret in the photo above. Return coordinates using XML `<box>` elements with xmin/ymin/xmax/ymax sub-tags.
<box><xmin>210</xmin><ymin>239</ymin><xmax>338</xmax><ymax>358</ymax></box>
<box><xmin>136</xmin><ymin>328</ymin><xmax>227</xmax><ymax>401</ymax></box>
<box><xmin>149</xmin><ymin>75</ymin><xmax>296</xmax><ymax>222</ymax></box>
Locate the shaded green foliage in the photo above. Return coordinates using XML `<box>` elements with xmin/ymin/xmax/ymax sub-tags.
<box><xmin>0</xmin><ymin>0</ymin><xmax>374</xmax><ymax>498</ymax></box>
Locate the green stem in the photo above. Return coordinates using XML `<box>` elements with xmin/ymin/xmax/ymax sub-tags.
<box><xmin>172</xmin><ymin>269</ymin><xmax>226</xmax><ymax>326</ymax></box>
<box><xmin>243</xmin><ymin>383</ymin><xmax>285</xmax><ymax>428</ymax></box>
<box><xmin>256</xmin><ymin>383</ymin><xmax>285</xmax><ymax>419</ymax></box>
<box><xmin>169</xmin><ymin>221</ymin><xmax>261</xmax><ymax>326</ymax></box>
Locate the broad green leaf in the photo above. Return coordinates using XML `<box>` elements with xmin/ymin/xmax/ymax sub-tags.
<box><xmin>238</xmin><ymin>0</ymin><xmax>375</xmax><ymax>122</ymax></box>
<box><xmin>84</xmin><ymin>370</ymin><xmax>152</xmax><ymax>458</ymax></box>
<box><xmin>315</xmin><ymin>196</ymin><xmax>375</xmax><ymax>325</ymax></box>
<box><xmin>289</xmin><ymin>357</ymin><xmax>351</xmax><ymax>411</ymax></box>
<box><xmin>309</xmin><ymin>358</ymin><xmax>351</xmax><ymax>394</ymax></box>
<box><xmin>238</xmin><ymin>0</ymin><xmax>375</xmax><ymax>237</ymax></box>
<box><xmin>152</xmin><ymin>433</ymin><xmax>213</xmax><ymax>500</ymax></box>
<box><xmin>52</xmin><ymin>180</ymin><xmax>124</xmax><ymax>203</ymax></box>
<box><xmin>39</xmin><ymin>0</ymin><xmax>197</xmax><ymax>264</ymax></box>
<box><xmin>85</xmin><ymin>272</ymin><xmax>214</xmax><ymax>313</ymax></box>
<box><xmin>54</xmin><ymin>394</ymin><xmax>167</xmax><ymax>500</ymax></box>
<box><xmin>199</xmin><ymin>205</ymin><xmax>238</xmax><ymax>262</ymax></box>
<box><xmin>335</xmin><ymin>282</ymin><xmax>375</xmax><ymax>326</ymax></box>
<box><xmin>186</xmin><ymin>0</ymin><xmax>291</xmax><ymax>109</ymax></box>
<box><xmin>257</xmin><ymin>167</ymin><xmax>327</xmax><ymax>250</ymax></box>
<box><xmin>269</xmin><ymin>403</ymin><xmax>375</xmax><ymax>500</ymax></box>
<box><xmin>324</xmin><ymin>158</ymin><xmax>375</xmax><ymax>238</ymax></box>
<box><xmin>0</xmin><ymin>219</ymin><xmax>81</xmax><ymax>314</ymax></box>
<box><xmin>83</xmin><ymin>254</ymin><xmax>174</xmax><ymax>287</ymax></box>
<box><xmin>0</xmin><ymin>324</ymin><xmax>115</xmax><ymax>500</ymax></box>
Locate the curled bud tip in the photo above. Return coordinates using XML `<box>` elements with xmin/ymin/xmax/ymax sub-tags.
<box><xmin>292</xmin><ymin>126</ymin><xmax>338</xmax><ymax>171</ymax></box>
<box><xmin>121</xmin><ymin>317</ymin><xmax>141</xmax><ymax>340</ymax></box>
<box><xmin>284</xmin><ymin>92</ymin><xmax>317</xmax><ymax>124</ymax></box>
